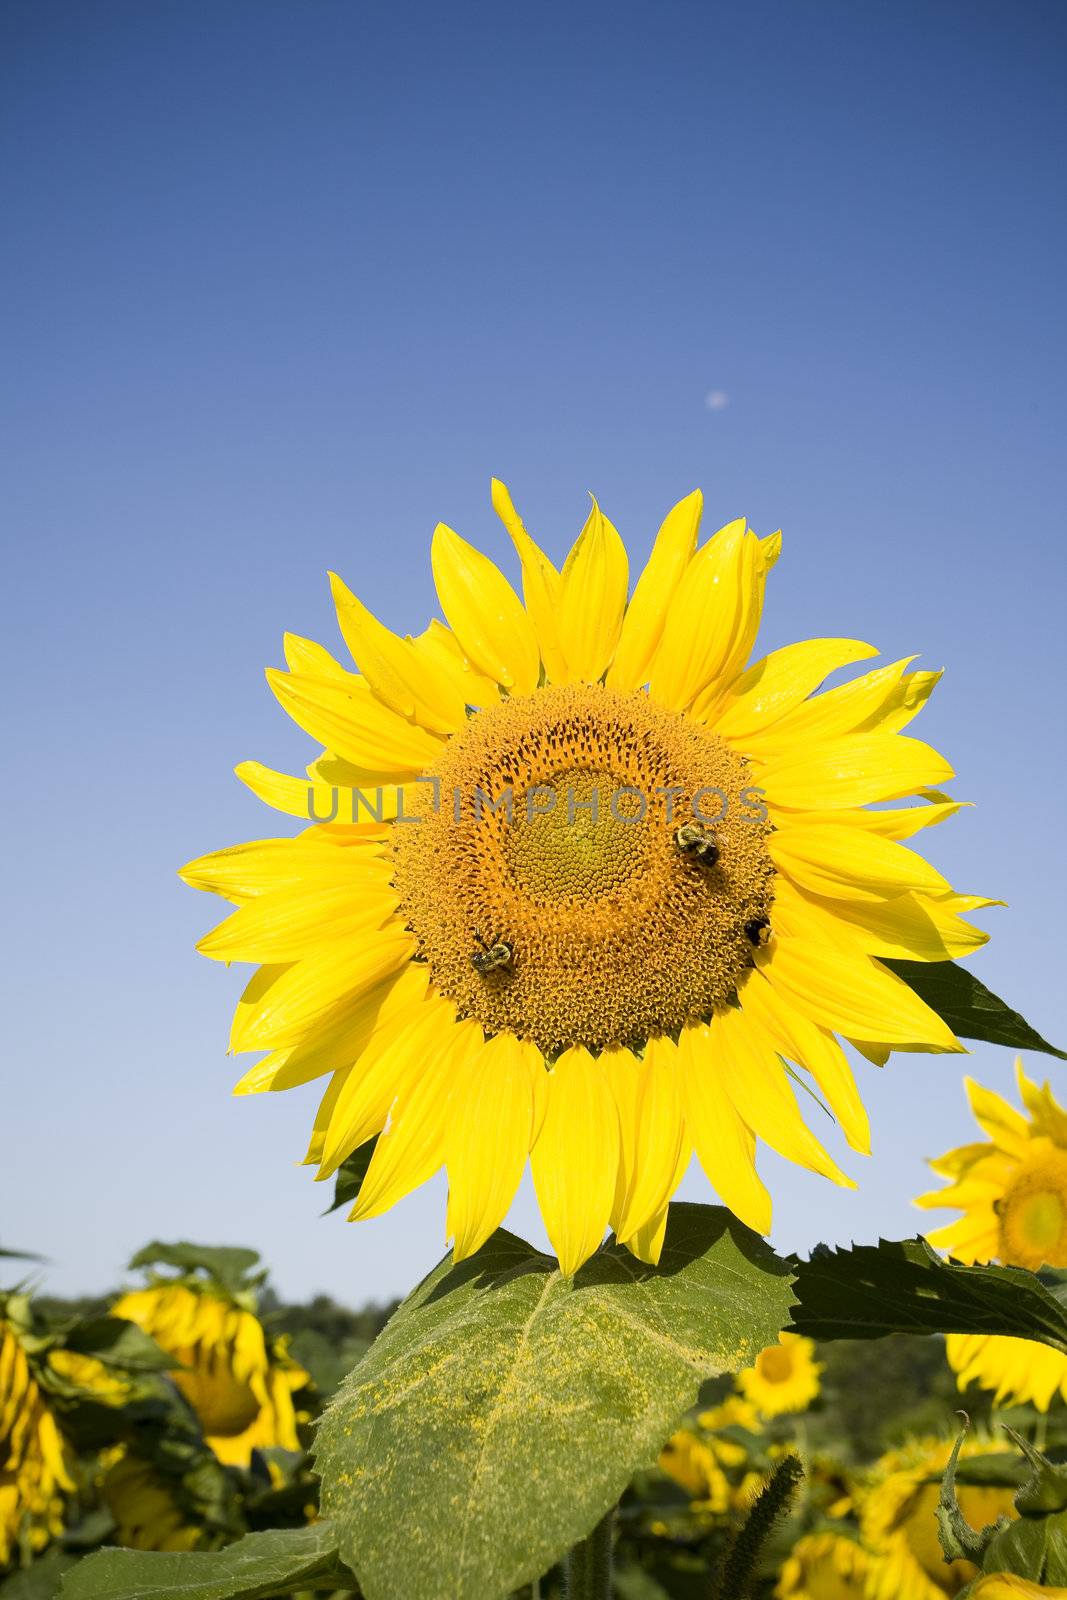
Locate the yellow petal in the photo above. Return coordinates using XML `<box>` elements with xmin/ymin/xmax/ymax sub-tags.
<box><xmin>610</xmin><ymin>1034</ymin><xmax>689</xmax><ymax>1247</ymax></box>
<box><xmin>491</xmin><ymin>478</ymin><xmax>568</xmax><ymax>682</ymax></box>
<box><xmin>266</xmin><ymin>669</ymin><xmax>444</xmax><ymax>772</ymax></box>
<box><xmin>751</xmin><ymin>658</ymin><xmax>918</xmax><ymax>749</ymax></box>
<box><xmin>607</xmin><ymin>489</ymin><xmax>702</xmax><ymax>693</ymax></box>
<box><xmin>557</xmin><ymin>498</ymin><xmax>629</xmax><ymax>682</ymax></box>
<box><xmin>769</xmin><ymin>821</ymin><xmax>952</xmax><ymax>902</ymax></box>
<box><xmin>316</xmin><ymin>995</ymin><xmax>457</xmax><ymax>1178</ymax></box>
<box><xmin>430</xmin><ymin>523</ymin><xmax>540</xmax><ymax>692</ymax></box>
<box><xmin>446</xmin><ymin>1032</ymin><xmax>543</xmax><ymax>1260</ymax></box>
<box><xmin>237</xmin><ymin>964</ymin><xmax>429</xmax><ymax>1094</ymax></box>
<box><xmin>676</xmin><ymin>1022</ymin><xmax>772</xmax><ymax>1233</ymax></box>
<box><xmin>650</xmin><ymin>520</ymin><xmax>763</xmax><ymax>711</ymax></box>
<box><xmin>229</xmin><ymin>929</ymin><xmax>415</xmax><ymax>1052</ymax></box>
<box><xmin>407</xmin><ymin>619</ymin><xmax>500</xmax><ymax>707</ymax></box>
<box><xmin>329</xmin><ymin>574</ymin><xmax>467</xmax><ymax>733</ymax></box>
<box><xmin>713</xmin><ymin>1006</ymin><xmax>853</xmax><ymax>1185</ymax></box>
<box><xmin>806</xmin><ymin>798</ymin><xmax>967</xmax><ymax>840</ymax></box>
<box><xmin>758</xmin><ymin>903</ymin><xmax>961</xmax><ymax>1051</ymax></box>
<box><xmin>964</xmin><ymin>1076</ymin><xmax>1030</xmax><ymax>1156</ymax></box>
<box><xmin>808</xmin><ymin>887</ymin><xmax>997</xmax><ymax>962</ymax></box>
<box><xmin>234</xmin><ymin>761</ymin><xmax>390</xmax><ymax>830</ymax></box>
<box><xmin>711</xmin><ymin>639</ymin><xmax>878</xmax><ymax>741</ymax></box>
<box><xmin>179</xmin><ymin>836</ymin><xmax>355</xmax><ymax>904</ymax></box>
<box><xmin>739</xmin><ymin>973</ymin><xmax>870</xmax><ymax>1155</ymax></box>
<box><xmin>530</xmin><ymin>1045</ymin><xmax>620</xmax><ymax>1275</ymax></box>
<box><xmin>759</xmin><ymin>734</ymin><xmax>954</xmax><ymax>810</ymax></box>
<box><xmin>282</xmin><ymin>633</ymin><xmax>351</xmax><ymax>678</ymax></box>
<box><xmin>197</xmin><ymin>879</ymin><xmax>401</xmax><ymax>963</ymax></box>
<box><xmin>351</xmin><ymin>1021</ymin><xmax>482</xmax><ymax>1221</ymax></box>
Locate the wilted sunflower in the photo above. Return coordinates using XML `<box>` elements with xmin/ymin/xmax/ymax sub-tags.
<box><xmin>860</xmin><ymin>1434</ymin><xmax>1015</xmax><ymax>1600</ymax></box>
<box><xmin>112</xmin><ymin>1282</ymin><xmax>308</xmax><ymax>1467</ymax></box>
<box><xmin>916</xmin><ymin>1060</ymin><xmax>1067</xmax><ymax>1409</ymax></box>
<box><xmin>100</xmin><ymin>1448</ymin><xmax>201</xmax><ymax>1553</ymax></box>
<box><xmin>183</xmin><ymin>481</ymin><xmax>989</xmax><ymax>1273</ymax></box>
<box><xmin>736</xmin><ymin>1330</ymin><xmax>822</xmax><ymax>1418</ymax></box>
<box><xmin>775</xmin><ymin>1530</ymin><xmax>870</xmax><ymax>1600</ymax></box>
<box><xmin>0</xmin><ymin>1316</ymin><xmax>74</xmax><ymax>1567</ymax></box>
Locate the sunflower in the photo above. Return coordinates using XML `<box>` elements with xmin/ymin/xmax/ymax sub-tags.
<box><xmin>970</xmin><ymin>1579</ymin><xmax>1067</xmax><ymax>1599</ymax></box>
<box><xmin>658</xmin><ymin>1429</ymin><xmax>732</xmax><ymax>1514</ymax></box>
<box><xmin>0</xmin><ymin>1317</ymin><xmax>74</xmax><ymax>1567</ymax></box>
<box><xmin>916</xmin><ymin>1060</ymin><xmax>1067</xmax><ymax>1409</ymax></box>
<box><xmin>183</xmin><ymin>481</ymin><xmax>989</xmax><ymax>1273</ymax></box>
<box><xmin>736</xmin><ymin>1331</ymin><xmax>822</xmax><ymax>1418</ymax></box>
<box><xmin>112</xmin><ymin>1282</ymin><xmax>309</xmax><ymax>1467</ymax></box>
<box><xmin>775</xmin><ymin>1531</ymin><xmax>870</xmax><ymax>1600</ymax></box>
<box><xmin>860</xmin><ymin>1435</ymin><xmax>1016</xmax><ymax>1600</ymax></box>
<box><xmin>100</xmin><ymin>1448</ymin><xmax>201</xmax><ymax>1552</ymax></box>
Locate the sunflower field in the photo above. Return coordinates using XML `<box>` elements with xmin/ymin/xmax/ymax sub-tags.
<box><xmin>4</xmin><ymin>484</ymin><xmax>1067</xmax><ymax>1598</ymax></box>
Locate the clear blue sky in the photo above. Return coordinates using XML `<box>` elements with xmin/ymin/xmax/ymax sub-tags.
<box><xmin>3</xmin><ymin>0</ymin><xmax>1066</xmax><ymax>1304</ymax></box>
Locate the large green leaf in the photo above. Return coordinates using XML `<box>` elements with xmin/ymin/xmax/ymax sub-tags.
<box><xmin>884</xmin><ymin>959</ymin><xmax>1066</xmax><ymax>1059</ymax></box>
<box><xmin>789</xmin><ymin>1238</ymin><xmax>1067</xmax><ymax>1349</ymax></box>
<box><xmin>127</xmin><ymin>1242</ymin><xmax>263</xmax><ymax>1292</ymax></box>
<box><xmin>315</xmin><ymin>1203</ymin><xmax>793</xmax><ymax>1600</ymax></box>
<box><xmin>59</xmin><ymin>1522</ymin><xmax>355</xmax><ymax>1600</ymax></box>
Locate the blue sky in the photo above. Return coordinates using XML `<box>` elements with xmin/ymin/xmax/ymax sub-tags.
<box><xmin>3</xmin><ymin>0</ymin><xmax>1066</xmax><ymax>1304</ymax></box>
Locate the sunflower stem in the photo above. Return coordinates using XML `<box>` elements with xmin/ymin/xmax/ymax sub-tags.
<box><xmin>564</xmin><ymin>1506</ymin><xmax>614</xmax><ymax>1600</ymax></box>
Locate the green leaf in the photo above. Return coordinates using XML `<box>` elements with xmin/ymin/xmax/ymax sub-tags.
<box><xmin>58</xmin><ymin>1522</ymin><xmax>355</xmax><ymax>1600</ymax></box>
<box><xmin>127</xmin><ymin>1242</ymin><xmax>263</xmax><ymax>1293</ymax></box>
<box><xmin>789</xmin><ymin>1238</ymin><xmax>1067</xmax><ymax>1349</ymax></box>
<box><xmin>883</xmin><ymin>959</ymin><xmax>1066</xmax><ymax>1059</ymax></box>
<box><xmin>0</xmin><ymin>1551</ymin><xmax>78</xmax><ymax>1600</ymax></box>
<box><xmin>315</xmin><ymin>1203</ymin><xmax>793</xmax><ymax>1600</ymax></box>
<box><xmin>323</xmin><ymin>1138</ymin><xmax>378</xmax><ymax>1215</ymax></box>
<box><xmin>59</xmin><ymin>1315</ymin><xmax>175</xmax><ymax>1372</ymax></box>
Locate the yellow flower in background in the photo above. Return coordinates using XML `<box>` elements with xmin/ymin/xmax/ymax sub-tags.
<box><xmin>860</xmin><ymin>1435</ymin><xmax>1016</xmax><ymax>1600</ymax></box>
<box><xmin>737</xmin><ymin>1331</ymin><xmax>822</xmax><ymax>1418</ymax></box>
<box><xmin>916</xmin><ymin>1059</ymin><xmax>1067</xmax><ymax>1409</ymax></box>
<box><xmin>697</xmin><ymin>1394</ymin><xmax>760</xmax><ymax>1432</ymax></box>
<box><xmin>0</xmin><ymin>1320</ymin><xmax>74</xmax><ymax>1567</ymax></box>
<box><xmin>658</xmin><ymin>1429</ymin><xmax>731</xmax><ymax>1514</ymax></box>
<box><xmin>970</xmin><ymin>1578</ymin><xmax>1067</xmax><ymax>1599</ymax></box>
<box><xmin>46</xmin><ymin>1349</ymin><xmax>131</xmax><ymax>1407</ymax></box>
<box><xmin>112</xmin><ymin>1283</ymin><xmax>308</xmax><ymax>1467</ymax></box>
<box><xmin>100</xmin><ymin>1449</ymin><xmax>200</xmax><ymax>1553</ymax></box>
<box><xmin>775</xmin><ymin>1530</ymin><xmax>870</xmax><ymax>1600</ymax></box>
<box><xmin>183</xmin><ymin>480</ymin><xmax>990</xmax><ymax>1274</ymax></box>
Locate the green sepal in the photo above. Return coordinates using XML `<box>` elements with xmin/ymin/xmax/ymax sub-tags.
<box><xmin>883</xmin><ymin>958</ymin><xmax>1065</xmax><ymax>1059</ymax></box>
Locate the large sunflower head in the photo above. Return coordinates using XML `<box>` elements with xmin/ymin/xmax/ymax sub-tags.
<box><xmin>0</xmin><ymin>1313</ymin><xmax>74</xmax><ymax>1568</ymax></box>
<box><xmin>112</xmin><ymin>1275</ymin><xmax>309</xmax><ymax>1468</ymax></box>
<box><xmin>860</xmin><ymin>1434</ymin><xmax>1016</xmax><ymax>1600</ymax></box>
<box><xmin>775</xmin><ymin>1531</ymin><xmax>870</xmax><ymax>1600</ymax></box>
<box><xmin>916</xmin><ymin>1059</ymin><xmax>1067</xmax><ymax>1409</ymax></box>
<box><xmin>736</xmin><ymin>1330</ymin><xmax>822</xmax><ymax>1419</ymax></box>
<box><xmin>183</xmin><ymin>482</ymin><xmax>990</xmax><ymax>1273</ymax></box>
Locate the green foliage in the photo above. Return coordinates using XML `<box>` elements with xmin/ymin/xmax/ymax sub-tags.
<box><xmin>314</xmin><ymin>1205</ymin><xmax>794</xmax><ymax>1600</ymax></box>
<box><xmin>323</xmin><ymin>1141</ymin><xmax>378</xmax><ymax>1216</ymax></box>
<box><xmin>817</xmin><ymin>1333</ymin><xmax>975</xmax><ymax>1453</ymax></box>
<box><xmin>57</xmin><ymin>1522</ymin><xmax>356</xmax><ymax>1600</ymax></box>
<box><xmin>127</xmin><ymin>1244</ymin><xmax>264</xmax><ymax>1294</ymax></box>
<box><xmin>789</xmin><ymin>1238</ymin><xmax>1067</xmax><ymax>1348</ymax></box>
<box><xmin>884</xmin><ymin>958</ymin><xmax>1066</xmax><ymax>1058</ymax></box>
<box><xmin>710</xmin><ymin>1454</ymin><xmax>803</xmax><ymax>1600</ymax></box>
<box><xmin>53</xmin><ymin>1317</ymin><xmax>175</xmax><ymax>1374</ymax></box>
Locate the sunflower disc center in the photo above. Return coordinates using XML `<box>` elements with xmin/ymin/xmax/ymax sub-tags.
<box><xmin>392</xmin><ymin>682</ymin><xmax>775</xmax><ymax>1054</ymax></box>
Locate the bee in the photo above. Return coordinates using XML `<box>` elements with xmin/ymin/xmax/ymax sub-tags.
<box><xmin>470</xmin><ymin>930</ymin><xmax>515</xmax><ymax>975</ymax></box>
<box><xmin>674</xmin><ymin>820</ymin><xmax>721</xmax><ymax>868</ymax></box>
<box><xmin>743</xmin><ymin>916</ymin><xmax>772</xmax><ymax>948</ymax></box>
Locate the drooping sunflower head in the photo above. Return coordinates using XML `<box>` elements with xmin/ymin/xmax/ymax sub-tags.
<box><xmin>735</xmin><ymin>1331</ymin><xmax>822</xmax><ymax>1419</ymax></box>
<box><xmin>183</xmin><ymin>481</ymin><xmax>989</xmax><ymax>1274</ymax></box>
<box><xmin>112</xmin><ymin>1278</ymin><xmax>309</xmax><ymax>1468</ymax></box>
<box><xmin>775</xmin><ymin>1530</ymin><xmax>870</xmax><ymax>1600</ymax></box>
<box><xmin>0</xmin><ymin>1316</ymin><xmax>74</xmax><ymax>1568</ymax></box>
<box><xmin>100</xmin><ymin>1448</ymin><xmax>201</xmax><ymax>1553</ymax></box>
<box><xmin>860</xmin><ymin>1434</ymin><xmax>1016</xmax><ymax>1600</ymax></box>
